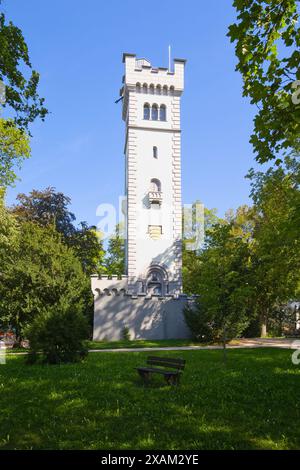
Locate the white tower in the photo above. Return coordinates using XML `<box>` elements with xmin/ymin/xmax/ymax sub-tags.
<box><xmin>121</xmin><ymin>53</ymin><xmax>186</xmax><ymax>295</ymax></box>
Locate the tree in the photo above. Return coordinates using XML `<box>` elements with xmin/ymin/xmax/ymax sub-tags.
<box><xmin>0</xmin><ymin>188</ymin><xmax>19</xmax><ymax>265</ymax></box>
<box><xmin>184</xmin><ymin>219</ymin><xmax>253</xmax><ymax>350</ymax></box>
<box><xmin>228</xmin><ymin>0</ymin><xmax>300</xmax><ymax>164</ymax></box>
<box><xmin>0</xmin><ymin>4</ymin><xmax>47</xmax><ymax>131</ymax></box>
<box><xmin>12</xmin><ymin>187</ymin><xmax>76</xmax><ymax>239</ymax></box>
<box><xmin>0</xmin><ymin>221</ymin><xmax>89</xmax><ymax>343</ymax></box>
<box><xmin>247</xmin><ymin>157</ymin><xmax>300</xmax><ymax>335</ymax></box>
<box><xmin>0</xmin><ymin>118</ymin><xmax>30</xmax><ymax>187</ymax></box>
<box><xmin>182</xmin><ymin>205</ymin><xmax>222</xmax><ymax>295</ymax></box>
<box><xmin>69</xmin><ymin>221</ymin><xmax>105</xmax><ymax>275</ymax></box>
<box><xmin>105</xmin><ymin>224</ymin><xmax>125</xmax><ymax>276</ymax></box>
<box><xmin>12</xmin><ymin>188</ymin><xmax>106</xmax><ymax>278</ymax></box>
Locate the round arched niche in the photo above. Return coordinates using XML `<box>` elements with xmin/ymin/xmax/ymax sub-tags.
<box><xmin>146</xmin><ymin>265</ymin><xmax>169</xmax><ymax>296</ymax></box>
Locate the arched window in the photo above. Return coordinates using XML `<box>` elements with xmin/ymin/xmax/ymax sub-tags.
<box><xmin>144</xmin><ymin>103</ymin><xmax>150</xmax><ymax>120</ymax></box>
<box><xmin>170</xmin><ymin>85</ymin><xmax>175</xmax><ymax>96</ymax></box>
<box><xmin>142</xmin><ymin>83</ymin><xmax>148</xmax><ymax>94</ymax></box>
<box><xmin>151</xmin><ymin>104</ymin><xmax>158</xmax><ymax>120</ymax></box>
<box><xmin>136</xmin><ymin>82</ymin><xmax>141</xmax><ymax>93</ymax></box>
<box><xmin>149</xmin><ymin>84</ymin><xmax>154</xmax><ymax>95</ymax></box>
<box><xmin>159</xmin><ymin>104</ymin><xmax>166</xmax><ymax>121</ymax></box>
<box><xmin>163</xmin><ymin>85</ymin><xmax>168</xmax><ymax>95</ymax></box>
<box><xmin>153</xmin><ymin>146</ymin><xmax>158</xmax><ymax>159</ymax></box>
<box><xmin>150</xmin><ymin>178</ymin><xmax>161</xmax><ymax>192</ymax></box>
<box><xmin>156</xmin><ymin>85</ymin><xmax>161</xmax><ymax>95</ymax></box>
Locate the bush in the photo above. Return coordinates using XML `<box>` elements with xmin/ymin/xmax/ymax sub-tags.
<box><xmin>184</xmin><ymin>302</ymin><xmax>216</xmax><ymax>342</ymax></box>
<box><xmin>121</xmin><ymin>326</ymin><xmax>131</xmax><ymax>341</ymax></box>
<box><xmin>25</xmin><ymin>300</ymin><xmax>89</xmax><ymax>364</ymax></box>
<box><xmin>184</xmin><ymin>298</ymin><xmax>249</xmax><ymax>344</ymax></box>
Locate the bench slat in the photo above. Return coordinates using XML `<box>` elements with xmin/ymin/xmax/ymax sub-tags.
<box><xmin>147</xmin><ymin>356</ymin><xmax>185</xmax><ymax>370</ymax></box>
<box><xmin>136</xmin><ymin>367</ymin><xmax>180</xmax><ymax>376</ymax></box>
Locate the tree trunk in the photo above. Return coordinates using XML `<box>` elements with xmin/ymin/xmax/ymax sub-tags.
<box><xmin>222</xmin><ymin>325</ymin><xmax>227</xmax><ymax>366</ymax></box>
<box><xmin>260</xmin><ymin>315</ymin><xmax>267</xmax><ymax>337</ymax></box>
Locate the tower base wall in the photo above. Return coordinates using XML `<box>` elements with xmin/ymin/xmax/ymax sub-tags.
<box><xmin>92</xmin><ymin>289</ymin><xmax>193</xmax><ymax>341</ymax></box>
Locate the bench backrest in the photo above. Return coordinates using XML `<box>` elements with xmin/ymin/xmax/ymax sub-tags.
<box><xmin>147</xmin><ymin>356</ymin><xmax>186</xmax><ymax>370</ymax></box>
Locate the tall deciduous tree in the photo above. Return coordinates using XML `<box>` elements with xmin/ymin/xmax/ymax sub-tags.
<box><xmin>12</xmin><ymin>188</ymin><xmax>106</xmax><ymax>276</ymax></box>
<box><xmin>0</xmin><ymin>118</ymin><xmax>30</xmax><ymax>187</ymax></box>
<box><xmin>12</xmin><ymin>187</ymin><xmax>76</xmax><ymax>239</ymax></box>
<box><xmin>69</xmin><ymin>221</ymin><xmax>105</xmax><ymax>275</ymax></box>
<box><xmin>228</xmin><ymin>0</ymin><xmax>300</xmax><ymax>164</ymax></box>
<box><xmin>0</xmin><ymin>4</ymin><xmax>47</xmax><ymax>131</ymax></box>
<box><xmin>105</xmin><ymin>224</ymin><xmax>125</xmax><ymax>276</ymax></box>
<box><xmin>185</xmin><ymin>218</ymin><xmax>253</xmax><ymax>347</ymax></box>
<box><xmin>182</xmin><ymin>205</ymin><xmax>222</xmax><ymax>295</ymax></box>
<box><xmin>247</xmin><ymin>157</ymin><xmax>300</xmax><ymax>335</ymax></box>
<box><xmin>0</xmin><ymin>221</ymin><xmax>89</xmax><ymax>343</ymax></box>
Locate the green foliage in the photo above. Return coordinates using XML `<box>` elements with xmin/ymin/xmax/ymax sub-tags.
<box><xmin>246</xmin><ymin>157</ymin><xmax>300</xmax><ymax>333</ymax></box>
<box><xmin>69</xmin><ymin>221</ymin><xmax>105</xmax><ymax>275</ymax></box>
<box><xmin>183</xmin><ymin>206</ymin><xmax>222</xmax><ymax>294</ymax></box>
<box><xmin>12</xmin><ymin>187</ymin><xmax>105</xmax><ymax>277</ymax></box>
<box><xmin>228</xmin><ymin>0</ymin><xmax>300</xmax><ymax>163</ymax></box>
<box><xmin>12</xmin><ymin>187</ymin><xmax>76</xmax><ymax>239</ymax></box>
<box><xmin>0</xmin><ymin>118</ymin><xmax>30</xmax><ymax>187</ymax></box>
<box><xmin>121</xmin><ymin>326</ymin><xmax>131</xmax><ymax>341</ymax></box>
<box><xmin>184</xmin><ymin>302</ymin><xmax>216</xmax><ymax>342</ymax></box>
<box><xmin>25</xmin><ymin>300</ymin><xmax>89</xmax><ymax>364</ymax></box>
<box><xmin>184</xmin><ymin>220</ymin><xmax>253</xmax><ymax>343</ymax></box>
<box><xmin>0</xmin><ymin>9</ymin><xmax>47</xmax><ymax>131</ymax></box>
<box><xmin>105</xmin><ymin>224</ymin><xmax>125</xmax><ymax>276</ymax></box>
<box><xmin>0</xmin><ymin>188</ymin><xmax>19</xmax><ymax>265</ymax></box>
<box><xmin>0</xmin><ymin>221</ymin><xmax>89</xmax><ymax>342</ymax></box>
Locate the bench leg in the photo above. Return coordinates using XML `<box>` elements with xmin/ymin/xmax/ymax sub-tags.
<box><xmin>165</xmin><ymin>374</ymin><xmax>179</xmax><ymax>386</ymax></box>
<box><xmin>138</xmin><ymin>370</ymin><xmax>151</xmax><ymax>383</ymax></box>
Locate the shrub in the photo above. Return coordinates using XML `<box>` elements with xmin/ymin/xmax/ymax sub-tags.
<box><xmin>25</xmin><ymin>300</ymin><xmax>89</xmax><ymax>364</ymax></box>
<box><xmin>121</xmin><ymin>326</ymin><xmax>131</xmax><ymax>341</ymax></box>
<box><xmin>184</xmin><ymin>302</ymin><xmax>216</xmax><ymax>342</ymax></box>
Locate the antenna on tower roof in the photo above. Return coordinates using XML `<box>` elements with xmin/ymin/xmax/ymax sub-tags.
<box><xmin>168</xmin><ymin>45</ymin><xmax>171</xmax><ymax>72</ymax></box>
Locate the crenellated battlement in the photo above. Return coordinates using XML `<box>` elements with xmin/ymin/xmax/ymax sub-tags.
<box><xmin>122</xmin><ymin>53</ymin><xmax>186</xmax><ymax>92</ymax></box>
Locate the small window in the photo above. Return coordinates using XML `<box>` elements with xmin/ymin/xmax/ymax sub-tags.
<box><xmin>142</xmin><ymin>83</ymin><xmax>148</xmax><ymax>94</ymax></box>
<box><xmin>160</xmin><ymin>105</ymin><xmax>166</xmax><ymax>121</ymax></box>
<box><xmin>170</xmin><ymin>85</ymin><xmax>175</xmax><ymax>96</ymax></box>
<box><xmin>152</xmin><ymin>104</ymin><xmax>158</xmax><ymax>120</ymax></box>
<box><xmin>153</xmin><ymin>146</ymin><xmax>158</xmax><ymax>159</ymax></box>
<box><xmin>156</xmin><ymin>85</ymin><xmax>161</xmax><ymax>95</ymax></box>
<box><xmin>163</xmin><ymin>85</ymin><xmax>168</xmax><ymax>95</ymax></box>
<box><xmin>150</xmin><ymin>178</ymin><xmax>161</xmax><ymax>192</ymax></box>
<box><xmin>144</xmin><ymin>103</ymin><xmax>150</xmax><ymax>120</ymax></box>
<box><xmin>149</xmin><ymin>84</ymin><xmax>154</xmax><ymax>95</ymax></box>
<box><xmin>136</xmin><ymin>82</ymin><xmax>141</xmax><ymax>93</ymax></box>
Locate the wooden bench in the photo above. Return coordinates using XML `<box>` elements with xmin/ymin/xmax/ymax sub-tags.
<box><xmin>136</xmin><ymin>356</ymin><xmax>185</xmax><ymax>385</ymax></box>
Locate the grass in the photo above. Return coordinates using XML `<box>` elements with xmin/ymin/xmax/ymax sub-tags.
<box><xmin>0</xmin><ymin>348</ymin><xmax>300</xmax><ymax>450</ymax></box>
<box><xmin>5</xmin><ymin>338</ymin><xmax>201</xmax><ymax>354</ymax></box>
<box><xmin>87</xmin><ymin>338</ymin><xmax>205</xmax><ymax>350</ymax></box>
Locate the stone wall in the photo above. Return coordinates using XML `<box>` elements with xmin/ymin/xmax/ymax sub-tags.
<box><xmin>92</xmin><ymin>287</ymin><xmax>193</xmax><ymax>341</ymax></box>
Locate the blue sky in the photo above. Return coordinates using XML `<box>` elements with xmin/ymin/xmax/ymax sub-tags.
<box><xmin>4</xmin><ymin>0</ymin><xmax>259</xmax><ymax>227</ymax></box>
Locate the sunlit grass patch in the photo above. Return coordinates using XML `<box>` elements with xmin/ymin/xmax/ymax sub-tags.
<box><xmin>0</xmin><ymin>348</ymin><xmax>299</xmax><ymax>450</ymax></box>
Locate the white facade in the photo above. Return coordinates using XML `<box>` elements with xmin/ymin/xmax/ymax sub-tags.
<box><xmin>122</xmin><ymin>53</ymin><xmax>186</xmax><ymax>295</ymax></box>
<box><xmin>92</xmin><ymin>53</ymin><xmax>190</xmax><ymax>340</ymax></box>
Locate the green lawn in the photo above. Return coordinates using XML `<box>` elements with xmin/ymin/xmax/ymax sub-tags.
<box><xmin>87</xmin><ymin>338</ymin><xmax>203</xmax><ymax>350</ymax></box>
<box><xmin>0</xmin><ymin>348</ymin><xmax>299</xmax><ymax>450</ymax></box>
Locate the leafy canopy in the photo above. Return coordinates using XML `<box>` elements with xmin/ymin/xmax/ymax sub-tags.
<box><xmin>0</xmin><ymin>6</ymin><xmax>47</xmax><ymax>131</ymax></box>
<box><xmin>228</xmin><ymin>0</ymin><xmax>300</xmax><ymax>163</ymax></box>
<box><xmin>0</xmin><ymin>118</ymin><xmax>30</xmax><ymax>187</ymax></box>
